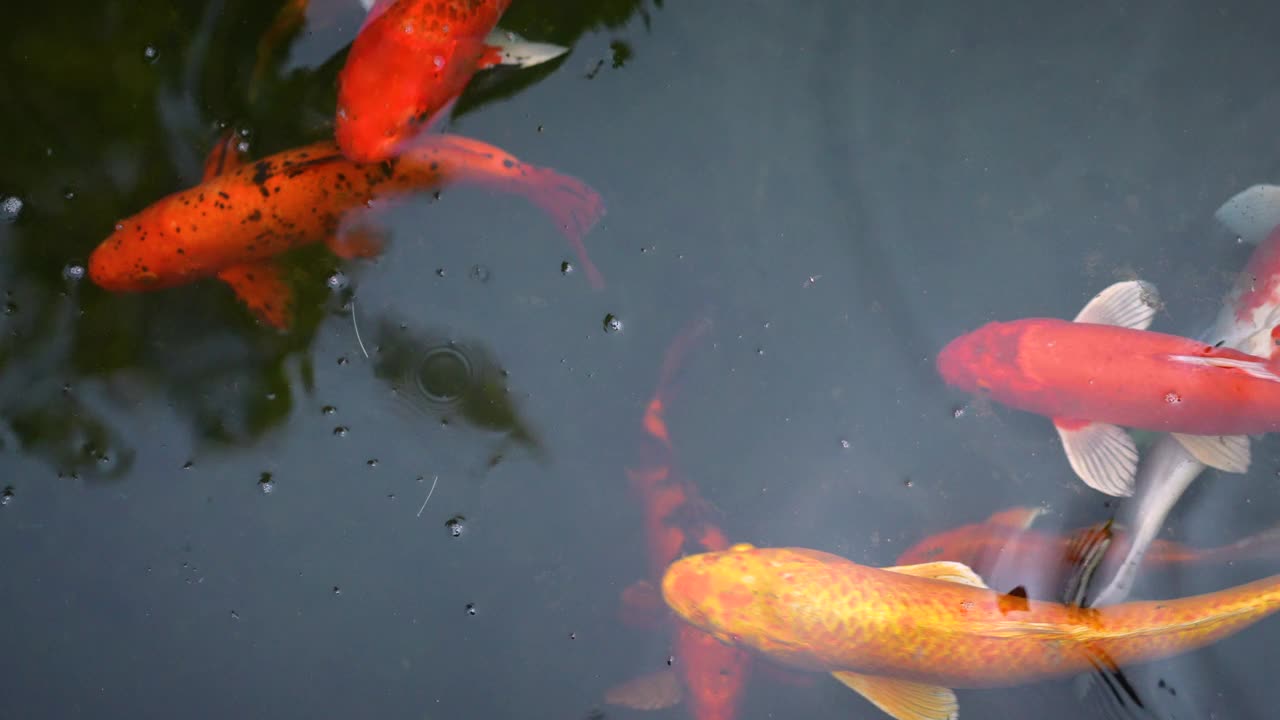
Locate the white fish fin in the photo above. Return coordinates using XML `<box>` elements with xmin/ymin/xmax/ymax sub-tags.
<box><xmin>486</xmin><ymin>29</ymin><xmax>569</xmax><ymax>68</ymax></box>
<box><xmin>603</xmin><ymin>669</ymin><xmax>682</xmax><ymax>710</ymax></box>
<box><xmin>1072</xmin><ymin>280</ymin><xmax>1160</xmax><ymax>330</ymax></box>
<box><xmin>1054</xmin><ymin>419</ymin><xmax>1138</xmax><ymax>497</ymax></box>
<box><xmin>883</xmin><ymin>561</ymin><xmax>989</xmax><ymax>589</ymax></box>
<box><xmin>1215</xmin><ymin>184</ymin><xmax>1280</xmax><ymax>245</ymax></box>
<box><xmin>1171</xmin><ymin>433</ymin><xmax>1251</xmax><ymax>474</ymax></box>
<box><xmin>1168</xmin><ymin>354</ymin><xmax>1280</xmax><ymax>382</ymax></box>
<box><xmin>984</xmin><ymin>506</ymin><xmax>1047</xmax><ymax>530</ymax></box>
<box><xmin>831</xmin><ymin>671</ymin><xmax>958</xmax><ymax>720</ymax></box>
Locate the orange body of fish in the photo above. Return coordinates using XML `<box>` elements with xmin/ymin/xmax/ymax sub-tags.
<box><xmin>895</xmin><ymin>506</ymin><xmax>1280</xmax><ymax>601</ymax></box>
<box><xmin>88</xmin><ymin>132</ymin><xmax>604</xmax><ymax>327</ymax></box>
<box><xmin>336</xmin><ymin>0</ymin><xmax>513</xmax><ymax>162</ymax></box>
<box><xmin>663</xmin><ymin>543</ymin><xmax>1280</xmax><ymax>720</ymax></box>
<box><xmin>603</xmin><ymin>316</ymin><xmax>752</xmax><ymax>720</ymax></box>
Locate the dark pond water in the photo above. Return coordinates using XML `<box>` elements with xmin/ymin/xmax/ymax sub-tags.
<box><xmin>3</xmin><ymin>2</ymin><xmax>1280</xmax><ymax>719</ymax></box>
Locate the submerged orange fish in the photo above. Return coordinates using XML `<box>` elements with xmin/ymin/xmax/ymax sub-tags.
<box><xmin>663</xmin><ymin>543</ymin><xmax>1280</xmax><ymax>720</ymax></box>
<box><xmin>603</xmin><ymin>316</ymin><xmax>752</xmax><ymax>720</ymax></box>
<box><xmin>337</xmin><ymin>0</ymin><xmax>566</xmax><ymax>163</ymax></box>
<box><xmin>896</xmin><ymin>505</ymin><xmax>1280</xmax><ymax>602</ymax></box>
<box><xmin>88</xmin><ymin>132</ymin><xmax>604</xmax><ymax>327</ymax></box>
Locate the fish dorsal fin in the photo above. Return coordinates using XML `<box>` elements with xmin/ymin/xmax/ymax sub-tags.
<box><xmin>1171</xmin><ymin>433</ymin><xmax>1251</xmax><ymax>474</ymax></box>
<box><xmin>603</xmin><ymin>669</ymin><xmax>682</xmax><ymax>710</ymax></box>
<box><xmin>1073</xmin><ymin>280</ymin><xmax>1160</xmax><ymax>330</ymax></box>
<box><xmin>1053</xmin><ymin>419</ymin><xmax>1138</xmax><ymax>496</ymax></box>
<box><xmin>1215</xmin><ymin>184</ymin><xmax>1280</xmax><ymax>245</ymax></box>
<box><xmin>832</xmin><ymin>671</ymin><xmax>958</xmax><ymax>720</ymax></box>
<box><xmin>884</xmin><ymin>561</ymin><xmax>989</xmax><ymax>589</ymax></box>
<box><xmin>985</xmin><ymin>506</ymin><xmax>1046</xmax><ymax>530</ymax></box>
<box><xmin>1170</xmin><ymin>353</ymin><xmax>1280</xmax><ymax>382</ymax></box>
<box><xmin>202</xmin><ymin>130</ymin><xmax>248</xmax><ymax>180</ymax></box>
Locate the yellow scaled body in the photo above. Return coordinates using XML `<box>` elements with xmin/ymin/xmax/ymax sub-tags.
<box><xmin>661</xmin><ymin>543</ymin><xmax>1280</xmax><ymax>720</ymax></box>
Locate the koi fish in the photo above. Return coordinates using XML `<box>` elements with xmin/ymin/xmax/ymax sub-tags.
<box><xmin>88</xmin><ymin>132</ymin><xmax>605</xmax><ymax>328</ymax></box>
<box><xmin>336</xmin><ymin>0</ymin><xmax>567</xmax><ymax>163</ymax></box>
<box><xmin>1088</xmin><ymin>185</ymin><xmax>1280</xmax><ymax>606</ymax></box>
<box><xmin>662</xmin><ymin>543</ymin><xmax>1280</xmax><ymax>720</ymax></box>
<box><xmin>603</xmin><ymin>316</ymin><xmax>753</xmax><ymax>720</ymax></box>
<box><xmin>935</xmin><ymin>278</ymin><xmax>1280</xmax><ymax>497</ymax></box>
<box><xmin>897</xmin><ymin>505</ymin><xmax>1280</xmax><ymax>603</ymax></box>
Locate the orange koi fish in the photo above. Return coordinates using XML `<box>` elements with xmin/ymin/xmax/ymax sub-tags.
<box><xmin>337</xmin><ymin>0</ymin><xmax>566</xmax><ymax>163</ymax></box>
<box><xmin>88</xmin><ymin>132</ymin><xmax>604</xmax><ymax>327</ymax></box>
<box><xmin>603</xmin><ymin>316</ymin><xmax>753</xmax><ymax>720</ymax></box>
<box><xmin>897</xmin><ymin>505</ymin><xmax>1280</xmax><ymax>602</ymax></box>
<box><xmin>663</xmin><ymin>543</ymin><xmax>1280</xmax><ymax>720</ymax></box>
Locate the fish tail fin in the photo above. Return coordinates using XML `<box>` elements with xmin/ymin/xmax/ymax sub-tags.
<box><xmin>409</xmin><ymin>134</ymin><xmax>607</xmax><ymax>287</ymax></box>
<box><xmin>483</xmin><ymin>29</ymin><xmax>569</xmax><ymax>69</ymax></box>
<box><xmin>520</xmin><ymin>165</ymin><xmax>607</xmax><ymax>289</ymax></box>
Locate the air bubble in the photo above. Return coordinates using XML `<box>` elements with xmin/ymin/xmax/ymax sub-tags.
<box><xmin>445</xmin><ymin>515</ymin><xmax>466</xmax><ymax>537</ymax></box>
<box><xmin>258</xmin><ymin>472</ymin><xmax>275</xmax><ymax>494</ymax></box>
<box><xmin>62</xmin><ymin>263</ymin><xmax>85</xmax><ymax>281</ymax></box>
<box><xmin>1164</xmin><ymin>392</ymin><xmax>1182</xmax><ymax>404</ymax></box>
<box><xmin>322</xmin><ymin>405</ymin><xmax>337</xmax><ymax>415</ymax></box>
<box><xmin>952</xmin><ymin>406</ymin><xmax>966</xmax><ymax>419</ymax></box>
<box><xmin>465</xmin><ymin>603</ymin><xmax>477</xmax><ymax>616</ymax></box>
<box><xmin>839</xmin><ymin>439</ymin><xmax>851</xmax><ymax>449</ymax></box>
<box><xmin>333</xmin><ymin>426</ymin><xmax>349</xmax><ymax>437</ymax></box>
<box><xmin>143</xmin><ymin>45</ymin><xmax>159</xmax><ymax>63</ymax></box>
<box><xmin>1</xmin><ymin>196</ymin><xmax>23</xmax><ymax>223</ymax></box>
<box><xmin>470</xmin><ymin>264</ymin><xmax>490</xmax><ymax>283</ymax></box>
<box><xmin>603</xmin><ymin>314</ymin><xmax>623</xmax><ymax>333</ymax></box>
<box><xmin>560</xmin><ymin>261</ymin><xmax>574</xmax><ymax>276</ymax></box>
<box><xmin>0</xmin><ymin>486</ymin><xmax>13</xmax><ymax>506</ymax></box>
<box><xmin>326</xmin><ymin>271</ymin><xmax>348</xmax><ymax>291</ymax></box>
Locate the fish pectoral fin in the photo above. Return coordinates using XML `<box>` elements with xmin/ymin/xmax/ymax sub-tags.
<box><xmin>483</xmin><ymin>29</ymin><xmax>569</xmax><ymax>69</ymax></box>
<box><xmin>970</xmin><ymin>618</ymin><xmax>1090</xmax><ymax>640</ymax></box>
<box><xmin>216</xmin><ymin>261</ymin><xmax>294</xmax><ymax>329</ymax></box>
<box><xmin>603</xmin><ymin>668</ymin><xmax>682</xmax><ymax>711</ymax></box>
<box><xmin>831</xmin><ymin>671</ymin><xmax>957</xmax><ymax>720</ymax></box>
<box><xmin>1072</xmin><ymin>280</ymin><xmax>1160</xmax><ymax>330</ymax></box>
<box><xmin>1054</xmin><ymin>419</ymin><xmax>1138</xmax><ymax>496</ymax></box>
<box><xmin>1171</xmin><ymin>433</ymin><xmax>1250</xmax><ymax>473</ymax></box>
<box><xmin>985</xmin><ymin>505</ymin><xmax>1047</xmax><ymax>530</ymax></box>
<box><xmin>1215</xmin><ymin>183</ymin><xmax>1280</xmax><ymax>245</ymax></box>
<box><xmin>619</xmin><ymin>579</ymin><xmax>664</xmax><ymax>628</ymax></box>
<box><xmin>883</xmin><ymin>561</ymin><xmax>989</xmax><ymax>589</ymax></box>
<box><xmin>1170</xmin><ymin>353</ymin><xmax>1280</xmax><ymax>382</ymax></box>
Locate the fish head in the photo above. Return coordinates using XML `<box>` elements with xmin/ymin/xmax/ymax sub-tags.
<box><xmin>936</xmin><ymin>320</ymin><xmax>1033</xmax><ymax>395</ymax></box>
<box><xmin>88</xmin><ymin>213</ymin><xmax>197</xmax><ymax>291</ymax></box>
<box><xmin>661</xmin><ymin>544</ymin><xmax>829</xmax><ymax>670</ymax></box>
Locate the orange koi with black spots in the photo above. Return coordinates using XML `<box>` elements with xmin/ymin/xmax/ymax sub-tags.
<box><xmin>664</xmin><ymin>543</ymin><xmax>1280</xmax><ymax>720</ymax></box>
<box><xmin>88</xmin><ymin>132</ymin><xmax>604</xmax><ymax>327</ymax></box>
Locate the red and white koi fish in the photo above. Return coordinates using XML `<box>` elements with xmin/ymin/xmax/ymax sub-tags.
<box><xmin>602</xmin><ymin>316</ymin><xmax>754</xmax><ymax>720</ymax></box>
<box><xmin>936</xmin><ymin>279</ymin><xmax>1280</xmax><ymax>497</ymax></box>
<box><xmin>1089</xmin><ymin>185</ymin><xmax>1280</xmax><ymax>605</ymax></box>
<box><xmin>88</xmin><ymin>132</ymin><xmax>604</xmax><ymax>327</ymax></box>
